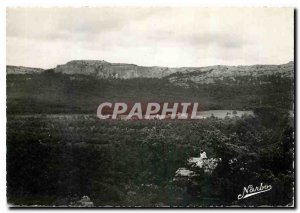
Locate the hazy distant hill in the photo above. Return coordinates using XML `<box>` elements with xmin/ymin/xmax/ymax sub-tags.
<box><xmin>6</xmin><ymin>65</ymin><xmax>44</xmax><ymax>74</ymax></box>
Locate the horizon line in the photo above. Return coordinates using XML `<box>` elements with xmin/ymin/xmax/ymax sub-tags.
<box><xmin>6</xmin><ymin>60</ymin><xmax>294</xmax><ymax>70</ymax></box>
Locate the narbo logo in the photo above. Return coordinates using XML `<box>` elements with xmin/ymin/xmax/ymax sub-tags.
<box><xmin>238</xmin><ymin>183</ymin><xmax>272</xmax><ymax>200</ymax></box>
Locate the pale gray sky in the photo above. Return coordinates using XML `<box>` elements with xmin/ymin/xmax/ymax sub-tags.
<box><xmin>7</xmin><ymin>7</ymin><xmax>294</xmax><ymax>68</ymax></box>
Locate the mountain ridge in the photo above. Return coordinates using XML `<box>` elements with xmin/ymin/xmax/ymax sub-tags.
<box><xmin>6</xmin><ymin>60</ymin><xmax>294</xmax><ymax>84</ymax></box>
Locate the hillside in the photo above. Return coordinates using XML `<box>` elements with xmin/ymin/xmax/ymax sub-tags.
<box><xmin>6</xmin><ymin>73</ymin><xmax>294</xmax><ymax>115</ymax></box>
<box><xmin>167</xmin><ymin>61</ymin><xmax>294</xmax><ymax>86</ymax></box>
<box><xmin>6</xmin><ymin>60</ymin><xmax>294</xmax><ymax>114</ymax></box>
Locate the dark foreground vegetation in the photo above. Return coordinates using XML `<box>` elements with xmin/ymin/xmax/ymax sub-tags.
<box><xmin>7</xmin><ymin>110</ymin><xmax>293</xmax><ymax>206</ymax></box>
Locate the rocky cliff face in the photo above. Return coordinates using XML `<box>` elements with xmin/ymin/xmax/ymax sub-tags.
<box><xmin>54</xmin><ymin>60</ymin><xmax>176</xmax><ymax>79</ymax></box>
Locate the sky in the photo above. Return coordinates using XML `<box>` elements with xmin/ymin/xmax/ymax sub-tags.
<box><xmin>6</xmin><ymin>7</ymin><xmax>294</xmax><ymax>68</ymax></box>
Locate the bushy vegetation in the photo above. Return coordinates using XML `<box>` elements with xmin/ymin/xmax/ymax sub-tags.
<box><xmin>7</xmin><ymin>111</ymin><xmax>294</xmax><ymax>206</ymax></box>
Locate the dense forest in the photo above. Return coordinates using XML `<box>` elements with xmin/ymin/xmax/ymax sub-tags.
<box><xmin>6</xmin><ymin>70</ymin><xmax>294</xmax><ymax>206</ymax></box>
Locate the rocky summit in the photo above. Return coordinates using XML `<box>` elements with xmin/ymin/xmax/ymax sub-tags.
<box><xmin>54</xmin><ymin>60</ymin><xmax>176</xmax><ymax>79</ymax></box>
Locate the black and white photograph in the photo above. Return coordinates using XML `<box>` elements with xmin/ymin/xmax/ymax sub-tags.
<box><xmin>6</xmin><ymin>6</ymin><xmax>295</xmax><ymax>207</ymax></box>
